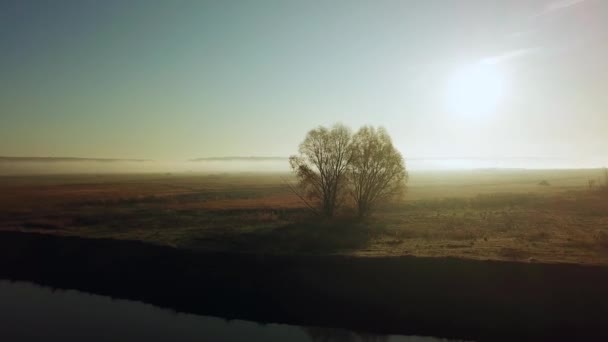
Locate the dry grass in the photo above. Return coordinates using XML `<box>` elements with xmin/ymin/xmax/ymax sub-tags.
<box><xmin>1</xmin><ymin>169</ymin><xmax>608</xmax><ymax>264</ymax></box>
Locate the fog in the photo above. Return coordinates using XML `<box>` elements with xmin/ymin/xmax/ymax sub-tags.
<box><xmin>1</xmin><ymin>157</ymin><xmax>606</xmax><ymax>176</ymax></box>
<box><xmin>0</xmin><ymin>160</ymin><xmax>287</xmax><ymax>176</ymax></box>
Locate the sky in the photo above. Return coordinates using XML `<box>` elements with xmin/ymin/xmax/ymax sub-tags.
<box><xmin>1</xmin><ymin>0</ymin><xmax>607</xmax><ymax>166</ymax></box>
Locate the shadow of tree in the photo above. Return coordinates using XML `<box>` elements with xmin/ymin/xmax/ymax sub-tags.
<box><xmin>227</xmin><ymin>217</ymin><xmax>383</xmax><ymax>254</ymax></box>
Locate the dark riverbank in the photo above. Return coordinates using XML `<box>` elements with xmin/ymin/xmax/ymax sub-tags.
<box><xmin>0</xmin><ymin>231</ymin><xmax>607</xmax><ymax>341</ymax></box>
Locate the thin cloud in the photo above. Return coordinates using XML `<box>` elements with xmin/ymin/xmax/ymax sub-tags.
<box><xmin>532</xmin><ymin>0</ymin><xmax>586</xmax><ymax>17</ymax></box>
<box><xmin>480</xmin><ymin>47</ymin><xmax>541</xmax><ymax>65</ymax></box>
<box><xmin>545</xmin><ymin>0</ymin><xmax>586</xmax><ymax>12</ymax></box>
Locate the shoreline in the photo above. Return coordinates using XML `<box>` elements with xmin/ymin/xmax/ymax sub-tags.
<box><xmin>1</xmin><ymin>231</ymin><xmax>607</xmax><ymax>341</ymax></box>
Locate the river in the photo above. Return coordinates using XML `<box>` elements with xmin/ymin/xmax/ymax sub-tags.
<box><xmin>0</xmin><ymin>280</ymin><xmax>460</xmax><ymax>342</ymax></box>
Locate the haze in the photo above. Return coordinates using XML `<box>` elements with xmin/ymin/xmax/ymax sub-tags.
<box><xmin>1</xmin><ymin>0</ymin><xmax>607</xmax><ymax>168</ymax></box>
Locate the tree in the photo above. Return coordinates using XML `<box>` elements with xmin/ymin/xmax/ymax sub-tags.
<box><xmin>347</xmin><ymin>126</ymin><xmax>407</xmax><ymax>218</ymax></box>
<box><xmin>289</xmin><ymin>124</ymin><xmax>352</xmax><ymax>217</ymax></box>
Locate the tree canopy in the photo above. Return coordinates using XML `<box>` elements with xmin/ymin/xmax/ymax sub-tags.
<box><xmin>348</xmin><ymin>126</ymin><xmax>407</xmax><ymax>218</ymax></box>
<box><xmin>290</xmin><ymin>123</ymin><xmax>407</xmax><ymax>218</ymax></box>
<box><xmin>289</xmin><ymin>124</ymin><xmax>352</xmax><ymax>217</ymax></box>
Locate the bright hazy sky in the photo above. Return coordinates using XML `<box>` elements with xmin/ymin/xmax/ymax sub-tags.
<box><xmin>1</xmin><ymin>0</ymin><xmax>607</xmax><ymax>163</ymax></box>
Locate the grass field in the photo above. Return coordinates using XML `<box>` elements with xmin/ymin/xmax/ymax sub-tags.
<box><xmin>1</xmin><ymin>169</ymin><xmax>608</xmax><ymax>265</ymax></box>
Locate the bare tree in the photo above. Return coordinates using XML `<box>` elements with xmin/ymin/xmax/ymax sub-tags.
<box><xmin>347</xmin><ymin>126</ymin><xmax>407</xmax><ymax>218</ymax></box>
<box><xmin>289</xmin><ymin>124</ymin><xmax>352</xmax><ymax>217</ymax></box>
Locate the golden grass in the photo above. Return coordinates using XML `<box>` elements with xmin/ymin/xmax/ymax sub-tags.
<box><xmin>1</xmin><ymin>169</ymin><xmax>607</xmax><ymax>264</ymax></box>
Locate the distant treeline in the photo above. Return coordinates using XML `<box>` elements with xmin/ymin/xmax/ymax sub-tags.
<box><xmin>0</xmin><ymin>157</ymin><xmax>149</xmax><ymax>163</ymax></box>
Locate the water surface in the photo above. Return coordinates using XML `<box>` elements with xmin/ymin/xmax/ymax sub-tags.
<box><xmin>0</xmin><ymin>280</ymin><xmax>458</xmax><ymax>342</ymax></box>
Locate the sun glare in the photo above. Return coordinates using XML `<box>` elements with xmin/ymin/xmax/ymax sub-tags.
<box><xmin>446</xmin><ymin>63</ymin><xmax>504</xmax><ymax>118</ymax></box>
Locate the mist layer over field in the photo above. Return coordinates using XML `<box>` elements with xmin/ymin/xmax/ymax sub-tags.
<box><xmin>0</xmin><ymin>159</ymin><xmax>286</xmax><ymax>175</ymax></box>
<box><xmin>0</xmin><ymin>157</ymin><xmax>606</xmax><ymax>175</ymax></box>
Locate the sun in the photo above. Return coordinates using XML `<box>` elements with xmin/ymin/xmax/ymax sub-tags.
<box><xmin>446</xmin><ymin>63</ymin><xmax>505</xmax><ymax>118</ymax></box>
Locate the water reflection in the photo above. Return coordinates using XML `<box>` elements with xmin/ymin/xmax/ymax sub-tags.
<box><xmin>0</xmin><ymin>280</ymin><xmax>458</xmax><ymax>342</ymax></box>
<box><xmin>304</xmin><ymin>327</ymin><xmax>390</xmax><ymax>342</ymax></box>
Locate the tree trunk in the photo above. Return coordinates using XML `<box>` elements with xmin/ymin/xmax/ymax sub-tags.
<box><xmin>357</xmin><ymin>201</ymin><xmax>368</xmax><ymax>219</ymax></box>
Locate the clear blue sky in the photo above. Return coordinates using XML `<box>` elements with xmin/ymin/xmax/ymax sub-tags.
<box><xmin>1</xmin><ymin>0</ymin><xmax>606</xmax><ymax>163</ymax></box>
